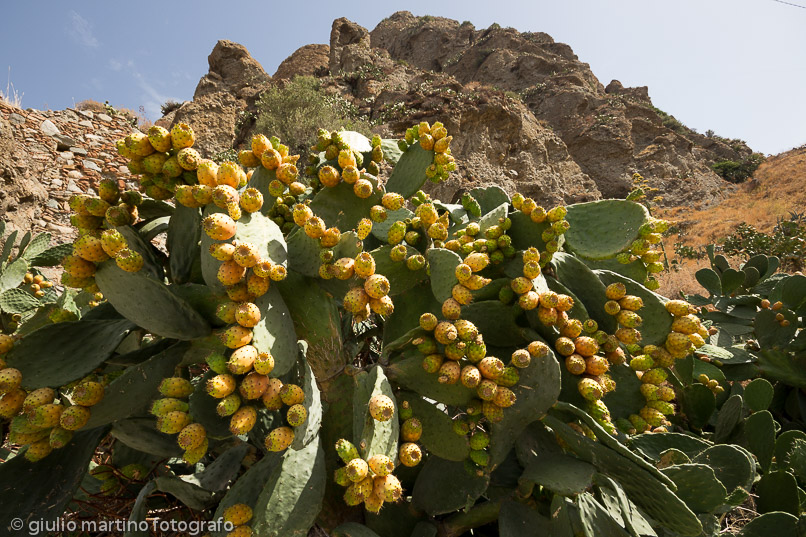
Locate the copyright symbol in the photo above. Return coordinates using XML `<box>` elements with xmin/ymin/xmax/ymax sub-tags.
<box><xmin>10</xmin><ymin>518</ymin><xmax>23</xmax><ymax>531</ymax></box>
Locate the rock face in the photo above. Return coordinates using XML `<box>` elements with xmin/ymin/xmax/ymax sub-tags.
<box><xmin>274</xmin><ymin>44</ymin><xmax>330</xmax><ymax>80</ymax></box>
<box><xmin>0</xmin><ymin>102</ymin><xmax>137</xmax><ymax>240</ymax></box>
<box><xmin>165</xmin><ymin>40</ymin><xmax>272</xmax><ymax>156</ymax></box>
<box><xmin>160</xmin><ymin>12</ymin><xmax>756</xmax><ymax>208</ymax></box>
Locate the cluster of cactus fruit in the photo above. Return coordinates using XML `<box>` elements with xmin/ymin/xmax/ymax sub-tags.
<box><xmin>0</xmin><ymin>363</ymin><xmax>105</xmax><ymax>461</ymax></box>
<box><xmin>2</xmin><ymin>113</ymin><xmax>804</xmax><ymax>537</ymax></box>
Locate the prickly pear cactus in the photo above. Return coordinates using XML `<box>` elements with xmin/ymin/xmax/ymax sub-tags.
<box><xmin>0</xmin><ymin>116</ymin><xmax>794</xmax><ymax>537</ymax></box>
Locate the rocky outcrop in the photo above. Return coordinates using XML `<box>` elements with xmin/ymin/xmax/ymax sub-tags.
<box><xmin>0</xmin><ymin>102</ymin><xmax>138</xmax><ymax>240</ymax></box>
<box><xmin>154</xmin><ymin>12</ymin><xmax>756</xmax><ymax>209</ymax></box>
<box><xmin>194</xmin><ymin>40</ymin><xmax>271</xmax><ymax>99</ymax></box>
<box><xmin>368</xmin><ymin>12</ymin><xmax>751</xmax><ymax>206</ymax></box>
<box><xmin>274</xmin><ymin>44</ymin><xmax>330</xmax><ymax>80</ymax></box>
<box><xmin>165</xmin><ymin>40</ymin><xmax>272</xmax><ymax>156</ymax></box>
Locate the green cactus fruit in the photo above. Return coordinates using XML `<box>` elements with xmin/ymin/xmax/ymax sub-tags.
<box><xmin>656</xmin><ymin>385</ymin><xmax>675</xmax><ymax>401</ymax></box>
<box><xmin>422</xmin><ymin>354</ymin><xmax>444</xmax><ymax>373</ymax></box>
<box><xmin>150</xmin><ymin>397</ymin><xmax>189</xmax><ymax>417</ymax></box>
<box><xmin>469</xmin><ymin>449</ymin><xmax>490</xmax><ymax>467</ymax></box>
<box><xmin>99</xmin><ymin>229</ymin><xmax>127</xmax><ymax>258</ymax></box>
<box><xmin>279</xmin><ymin>383</ymin><xmax>304</xmax><ymax>406</ymax></box>
<box><xmin>615</xmin><ymin>327</ymin><xmax>642</xmax><ymax>345</ymax></box>
<box><xmin>216</xmin><ymin>301</ymin><xmax>238</xmax><ymax>324</ymax></box>
<box><xmin>24</xmin><ymin>438</ymin><xmax>54</xmax><ymax>462</ymax></box>
<box><xmin>336</xmin><ymin>439</ymin><xmax>360</xmax><ymax>463</ymax></box>
<box><xmin>204</xmin><ymin>352</ymin><xmax>229</xmax><ymax>375</ymax></box>
<box><xmin>497</xmin><ymin>366</ymin><xmax>519</xmax><ymax>387</ymax></box>
<box><xmin>603</xmin><ymin>282</ymin><xmax>626</xmax><ymax>301</ymax></box>
<box><xmin>207</xmin><ymin>374</ymin><xmax>237</xmax><ymax>399</ymax></box>
<box><xmin>385</xmin><ymin>220</ymin><xmax>406</xmax><ymax>246</ymax></box>
<box><xmin>286</xmin><ymin>404</ymin><xmax>307</xmax><ymax>427</ymax></box>
<box><xmin>177</xmin><ymin>423</ymin><xmax>207</xmax><ymax>450</ymax></box>
<box><xmin>23</xmin><ymin>388</ymin><xmax>56</xmax><ymax>411</ymax></box>
<box><xmin>617</xmin><ymin>310</ymin><xmax>643</xmax><ymax>329</ymax></box>
<box><xmin>665</xmin><ymin>300</ymin><xmax>691</xmax><ymax>317</ymax></box>
<box><xmin>253</xmin><ymin>352</ymin><xmax>274</xmax><ymax>376</ymax></box>
<box><xmin>464</xmin><ymin>429</ymin><xmax>490</xmax><ymax>451</ymax></box>
<box><xmin>618</xmin><ymin>295</ymin><xmax>643</xmax><ymax>312</ymax></box>
<box><xmin>229</xmin><ymin>406</ymin><xmax>258</xmax><ymax>436</ymax></box>
<box><xmin>419</xmin><ymin>313</ymin><xmax>438</xmax><ymax>332</ymax></box>
<box><xmin>216</xmin><ymin>393</ymin><xmax>241</xmax><ymax>417</ymax></box>
<box><xmin>647</xmin><ymin>400</ymin><xmax>675</xmax><ymax>416</ymax></box>
<box><xmin>48</xmin><ymin>426</ymin><xmax>74</xmax><ymax>449</ymax></box>
<box><xmin>639</xmin><ymin>406</ymin><xmax>665</xmax><ymax>427</ymax></box>
<box><xmin>399</xmin><ymin>442</ymin><xmax>422</xmax><ymax>467</ymax></box>
<box><xmin>158</xmin><ymin>377</ymin><xmax>193</xmax><ymax>399</ymax></box>
<box><xmin>73</xmin><ymin>233</ymin><xmax>110</xmax><ymax>263</ymax></box>
<box><xmin>59</xmin><ymin>405</ymin><xmax>91</xmax><ymax>431</ymax></box>
<box><xmin>398</xmin><ymin>401</ymin><xmax>413</xmax><ymax>421</ymax></box>
<box><xmin>641</xmin><ymin>368</ymin><xmax>668</xmax><ymax>385</ymax></box>
<box><xmin>453</xmin><ymin>417</ymin><xmax>471</xmax><ymax>436</ymax></box>
<box><xmin>630</xmin><ymin>354</ymin><xmax>655</xmax><ymax>371</ymax></box>
<box><xmin>170</xmin><ymin>122</ymin><xmax>195</xmax><ymax>150</ymax></box>
<box><xmin>147</xmin><ymin>125</ymin><xmax>172</xmax><ymax>152</ymax></box>
<box><xmin>334</xmin><ymin>467</ymin><xmax>351</xmax><ymax>487</ymax></box>
<box><xmin>115</xmin><ymin>248</ymin><xmax>144</xmax><ymax>273</ymax></box>
<box><xmin>156</xmin><ymin>411</ymin><xmax>191</xmax><ymax>434</ymax></box>
<box><xmin>183</xmin><ymin>437</ymin><xmax>209</xmax><ymax>465</ymax></box>
<box><xmin>639</xmin><ymin>383</ymin><xmax>659</xmax><ymax>401</ymax></box>
<box><xmin>628</xmin><ymin>413</ymin><xmax>649</xmax><ymax>432</ymax></box>
<box><xmin>401</xmin><ymin>417</ymin><xmax>423</xmax><ymax>442</ymax></box>
<box><xmin>578</xmin><ymin>378</ymin><xmax>604</xmax><ymax>401</ymax></box>
<box><xmin>587</xmin><ymin>399</ymin><xmax>611</xmax><ymax>422</ymax></box>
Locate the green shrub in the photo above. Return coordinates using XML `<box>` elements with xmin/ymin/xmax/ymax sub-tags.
<box><xmin>254</xmin><ymin>76</ymin><xmax>372</xmax><ymax>153</ymax></box>
<box><xmin>722</xmin><ymin>215</ymin><xmax>805</xmax><ymax>271</ymax></box>
<box><xmin>711</xmin><ymin>153</ymin><xmax>765</xmax><ymax>183</ymax></box>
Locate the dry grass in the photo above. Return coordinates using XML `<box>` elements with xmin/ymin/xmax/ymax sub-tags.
<box><xmin>658</xmin><ymin>146</ymin><xmax>806</xmax><ymax>248</ymax></box>
<box><xmin>0</xmin><ymin>66</ymin><xmax>23</xmax><ymax>108</ymax></box>
<box><xmin>654</xmin><ymin>146</ymin><xmax>806</xmax><ymax>298</ymax></box>
<box><xmin>76</xmin><ymin>99</ymin><xmax>151</xmax><ymax>129</ymax></box>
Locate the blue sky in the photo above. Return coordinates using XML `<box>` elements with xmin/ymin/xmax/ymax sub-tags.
<box><xmin>1</xmin><ymin>0</ymin><xmax>804</xmax><ymax>155</ymax></box>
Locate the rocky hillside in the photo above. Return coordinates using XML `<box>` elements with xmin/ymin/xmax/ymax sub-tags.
<box><xmin>163</xmin><ymin>12</ymin><xmax>752</xmax><ymax>208</ymax></box>
<box><xmin>0</xmin><ymin>102</ymin><xmax>137</xmax><ymax>237</ymax></box>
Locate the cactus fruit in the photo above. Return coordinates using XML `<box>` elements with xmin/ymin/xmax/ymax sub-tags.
<box><xmin>203</xmin><ymin>213</ymin><xmax>237</xmax><ymax>241</ymax></box>
<box><xmin>0</xmin><ymin>389</ymin><xmax>26</xmax><ymax>419</ymax></box>
<box><xmin>177</xmin><ymin>423</ymin><xmax>207</xmax><ymax>450</ymax></box>
<box><xmin>99</xmin><ymin>230</ymin><xmax>125</xmax><ymax>259</ymax></box>
<box><xmin>59</xmin><ymin>405</ymin><xmax>91</xmax><ymax>430</ymax></box>
<box><xmin>157</xmin><ymin>411</ymin><xmax>191</xmax><ymax>434</ymax></box>
<box><xmin>170</xmin><ymin>123</ymin><xmax>195</xmax><ymax>150</ymax></box>
<box><xmin>364</xmin><ymin>274</ymin><xmax>390</xmax><ymax>299</ymax></box>
<box><xmin>22</xmin><ymin>387</ymin><xmax>55</xmax><ymax>411</ymax></box>
<box><xmin>71</xmin><ymin>381</ymin><xmax>104</xmax><ymax>406</ymax></box>
<box><xmin>220</xmin><ymin>325</ymin><xmax>253</xmax><ymax>349</ymax></box>
<box><xmin>369</xmin><ymin>394</ymin><xmax>395</xmax><ymax>421</ymax></box>
<box><xmin>235</xmin><ymin>302</ymin><xmax>261</xmax><ymax>328</ymax></box>
<box><xmin>265</xmin><ymin>426</ymin><xmax>295</xmax><ymax>452</ymax></box>
<box><xmin>229</xmin><ymin>406</ymin><xmax>258</xmax><ymax>435</ymax></box>
<box><xmin>159</xmin><ymin>377</ymin><xmax>194</xmax><ymax>398</ymax></box>
<box><xmin>641</xmin><ymin>368</ymin><xmax>668</xmax><ymax>385</ymax></box>
<box><xmin>223</xmin><ymin>504</ymin><xmax>254</xmax><ymax>526</ymax></box>
<box><xmin>207</xmin><ymin>374</ymin><xmax>237</xmax><ymax>399</ymax></box>
<box><xmin>346</xmin><ymin>458</ymin><xmax>369</xmax><ymax>483</ymax></box>
<box><xmin>578</xmin><ymin>378</ymin><xmax>604</xmax><ymax>401</ymax></box>
<box><xmin>399</xmin><ymin>442</ymin><xmax>422</xmax><ymax>467</ymax></box>
<box><xmin>115</xmin><ymin>249</ymin><xmax>144</xmax><ymax>273</ymax></box>
<box><xmin>374</xmin><ymin>474</ymin><xmax>403</xmax><ymax>502</ymax></box>
<box><xmin>401</xmin><ymin>417</ymin><xmax>423</xmax><ymax>442</ymax></box>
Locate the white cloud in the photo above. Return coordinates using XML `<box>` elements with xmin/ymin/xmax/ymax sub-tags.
<box><xmin>108</xmin><ymin>59</ymin><xmax>122</xmax><ymax>71</ymax></box>
<box><xmin>68</xmin><ymin>11</ymin><xmax>99</xmax><ymax>49</ymax></box>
